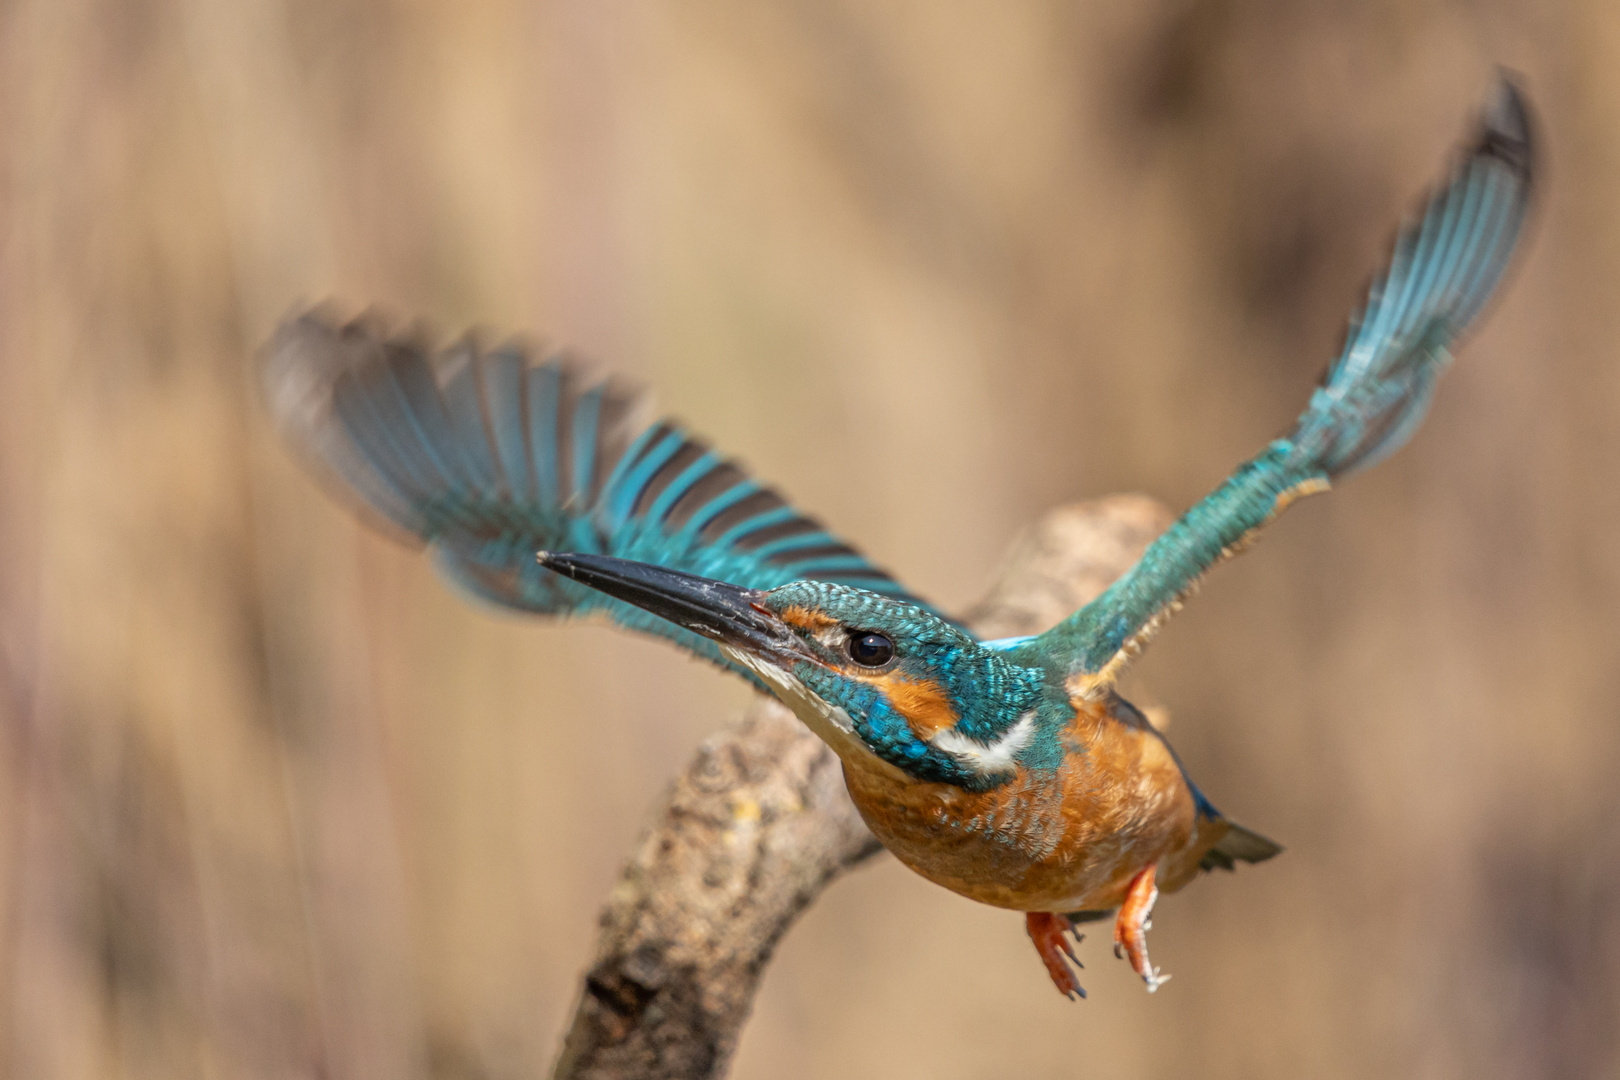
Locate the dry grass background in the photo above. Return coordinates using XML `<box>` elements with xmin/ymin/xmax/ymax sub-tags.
<box><xmin>1</xmin><ymin>1</ymin><xmax>1618</xmax><ymax>1078</ymax></box>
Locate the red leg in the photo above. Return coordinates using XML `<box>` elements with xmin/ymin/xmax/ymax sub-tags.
<box><xmin>1112</xmin><ymin>863</ymin><xmax>1170</xmax><ymax>992</ymax></box>
<box><xmin>1025</xmin><ymin>912</ymin><xmax>1086</xmax><ymax>999</ymax></box>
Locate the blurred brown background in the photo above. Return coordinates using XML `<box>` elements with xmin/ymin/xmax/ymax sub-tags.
<box><xmin>1</xmin><ymin>1</ymin><xmax>1617</xmax><ymax>1078</ymax></box>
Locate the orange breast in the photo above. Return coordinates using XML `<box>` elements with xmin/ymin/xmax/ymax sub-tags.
<box><xmin>840</xmin><ymin>694</ymin><xmax>1228</xmax><ymax>912</ymax></box>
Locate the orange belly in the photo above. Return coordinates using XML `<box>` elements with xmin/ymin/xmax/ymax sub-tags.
<box><xmin>840</xmin><ymin>695</ymin><xmax>1227</xmax><ymax>912</ymax></box>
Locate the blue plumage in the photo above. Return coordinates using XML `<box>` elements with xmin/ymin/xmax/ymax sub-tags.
<box><xmin>264</xmin><ymin>77</ymin><xmax>1537</xmax><ymax>1000</ymax></box>
<box><xmin>1026</xmin><ymin>77</ymin><xmax>1533</xmax><ymax>681</ymax></box>
<box><xmin>1298</xmin><ymin>81</ymin><xmax>1530</xmax><ymax>478</ymax></box>
<box><xmin>267</xmin><ymin>78</ymin><xmax>1533</xmax><ymax>735</ymax></box>
<box><xmin>263</xmin><ymin>314</ymin><xmax>942</xmax><ymax>687</ymax></box>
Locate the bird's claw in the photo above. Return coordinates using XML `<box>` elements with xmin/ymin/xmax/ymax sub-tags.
<box><xmin>1026</xmin><ymin>912</ymin><xmax>1087</xmax><ymax>1000</ymax></box>
<box><xmin>1113</xmin><ymin>863</ymin><xmax>1170</xmax><ymax>994</ymax></box>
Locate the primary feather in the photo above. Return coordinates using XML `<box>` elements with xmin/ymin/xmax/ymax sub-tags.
<box><xmin>261</xmin><ymin>312</ymin><xmax>943</xmax><ymax>682</ymax></box>
<box><xmin>1027</xmin><ymin>75</ymin><xmax>1535</xmax><ymax>683</ymax></box>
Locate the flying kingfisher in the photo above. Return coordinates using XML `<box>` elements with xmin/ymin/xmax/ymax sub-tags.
<box><xmin>263</xmin><ymin>80</ymin><xmax>1532</xmax><ymax>998</ymax></box>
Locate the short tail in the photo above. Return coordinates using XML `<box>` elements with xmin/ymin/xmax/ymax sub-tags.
<box><xmin>1287</xmin><ymin>74</ymin><xmax>1533</xmax><ymax>480</ymax></box>
<box><xmin>1200</xmin><ymin>822</ymin><xmax>1284</xmax><ymax>872</ymax></box>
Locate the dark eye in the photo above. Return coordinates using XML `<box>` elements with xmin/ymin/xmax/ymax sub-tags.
<box><xmin>848</xmin><ymin>632</ymin><xmax>894</xmax><ymax>667</ymax></box>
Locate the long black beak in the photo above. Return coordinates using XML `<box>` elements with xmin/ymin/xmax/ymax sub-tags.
<box><xmin>538</xmin><ymin>551</ymin><xmax>803</xmax><ymax>659</ymax></box>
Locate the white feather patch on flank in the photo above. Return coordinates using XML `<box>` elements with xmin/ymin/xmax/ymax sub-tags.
<box><xmin>930</xmin><ymin>709</ymin><xmax>1037</xmax><ymax>775</ymax></box>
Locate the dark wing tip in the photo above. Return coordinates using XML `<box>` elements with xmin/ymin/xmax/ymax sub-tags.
<box><xmin>262</xmin><ymin>303</ymin><xmax>548</xmax><ymax>384</ymax></box>
<box><xmin>256</xmin><ymin>306</ymin><xmax>432</xmax><ymax>547</ymax></box>
<box><xmin>259</xmin><ymin>305</ymin><xmax>412</xmax><ymax>428</ymax></box>
<box><xmin>259</xmin><ymin>306</ymin><xmax>370</xmax><ymax>453</ymax></box>
<box><xmin>259</xmin><ymin>304</ymin><xmax>565</xmax><ymax>446</ymax></box>
<box><xmin>1474</xmin><ymin>71</ymin><xmax>1534</xmax><ymax>181</ymax></box>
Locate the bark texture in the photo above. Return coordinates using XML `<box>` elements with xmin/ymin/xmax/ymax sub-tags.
<box><xmin>552</xmin><ymin>494</ymin><xmax>1176</xmax><ymax>1080</ymax></box>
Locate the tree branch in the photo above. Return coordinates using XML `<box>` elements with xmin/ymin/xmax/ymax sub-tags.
<box><xmin>551</xmin><ymin>495</ymin><xmax>1174</xmax><ymax>1080</ymax></box>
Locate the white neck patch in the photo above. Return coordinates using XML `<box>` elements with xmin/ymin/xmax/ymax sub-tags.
<box><xmin>929</xmin><ymin>709</ymin><xmax>1036</xmax><ymax>776</ymax></box>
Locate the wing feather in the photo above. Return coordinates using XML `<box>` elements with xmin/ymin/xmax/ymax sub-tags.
<box><xmin>1024</xmin><ymin>76</ymin><xmax>1535</xmax><ymax>683</ymax></box>
<box><xmin>264</xmin><ymin>310</ymin><xmax>943</xmax><ymax>682</ymax></box>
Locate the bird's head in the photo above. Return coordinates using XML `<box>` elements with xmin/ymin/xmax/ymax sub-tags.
<box><xmin>539</xmin><ymin>553</ymin><xmax>1059</xmax><ymax>789</ymax></box>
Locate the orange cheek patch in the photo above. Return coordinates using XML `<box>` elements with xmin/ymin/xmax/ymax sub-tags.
<box><xmin>854</xmin><ymin>672</ymin><xmax>959</xmax><ymax>740</ymax></box>
<box><xmin>778</xmin><ymin>605</ymin><xmax>839</xmax><ymax>633</ymax></box>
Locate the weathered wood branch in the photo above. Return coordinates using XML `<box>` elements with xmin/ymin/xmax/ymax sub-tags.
<box><xmin>551</xmin><ymin>495</ymin><xmax>1174</xmax><ymax>1080</ymax></box>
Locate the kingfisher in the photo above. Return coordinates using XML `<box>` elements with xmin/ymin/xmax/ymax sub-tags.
<box><xmin>263</xmin><ymin>80</ymin><xmax>1532</xmax><ymax>998</ymax></box>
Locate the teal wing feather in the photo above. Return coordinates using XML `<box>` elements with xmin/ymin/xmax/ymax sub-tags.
<box><xmin>1026</xmin><ymin>76</ymin><xmax>1535</xmax><ymax>680</ymax></box>
<box><xmin>262</xmin><ymin>311</ymin><xmax>942</xmax><ymax>683</ymax></box>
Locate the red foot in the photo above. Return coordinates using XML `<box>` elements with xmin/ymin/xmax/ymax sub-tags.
<box><xmin>1113</xmin><ymin>863</ymin><xmax>1170</xmax><ymax>992</ymax></box>
<box><xmin>1025</xmin><ymin>912</ymin><xmax>1086</xmax><ymax>999</ymax></box>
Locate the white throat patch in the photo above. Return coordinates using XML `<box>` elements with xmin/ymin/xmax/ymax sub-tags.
<box><xmin>724</xmin><ymin>646</ymin><xmax>1036</xmax><ymax>780</ymax></box>
<box><xmin>721</xmin><ymin>646</ymin><xmax>865</xmax><ymax>753</ymax></box>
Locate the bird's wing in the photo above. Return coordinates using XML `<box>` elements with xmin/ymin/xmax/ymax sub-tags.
<box><xmin>1025</xmin><ymin>76</ymin><xmax>1534</xmax><ymax>687</ymax></box>
<box><xmin>262</xmin><ymin>311</ymin><xmax>942</xmax><ymax>682</ymax></box>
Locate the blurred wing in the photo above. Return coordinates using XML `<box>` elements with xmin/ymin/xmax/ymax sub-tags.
<box><xmin>263</xmin><ymin>310</ymin><xmax>942</xmax><ymax>680</ymax></box>
<box><xmin>1293</xmin><ymin>76</ymin><xmax>1533</xmax><ymax>478</ymax></box>
<box><xmin>1025</xmin><ymin>75</ymin><xmax>1535</xmax><ymax>686</ymax></box>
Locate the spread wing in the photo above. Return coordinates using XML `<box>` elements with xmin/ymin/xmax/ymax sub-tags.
<box><xmin>262</xmin><ymin>310</ymin><xmax>943</xmax><ymax>681</ymax></box>
<box><xmin>1025</xmin><ymin>75</ymin><xmax>1535</xmax><ymax>686</ymax></box>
